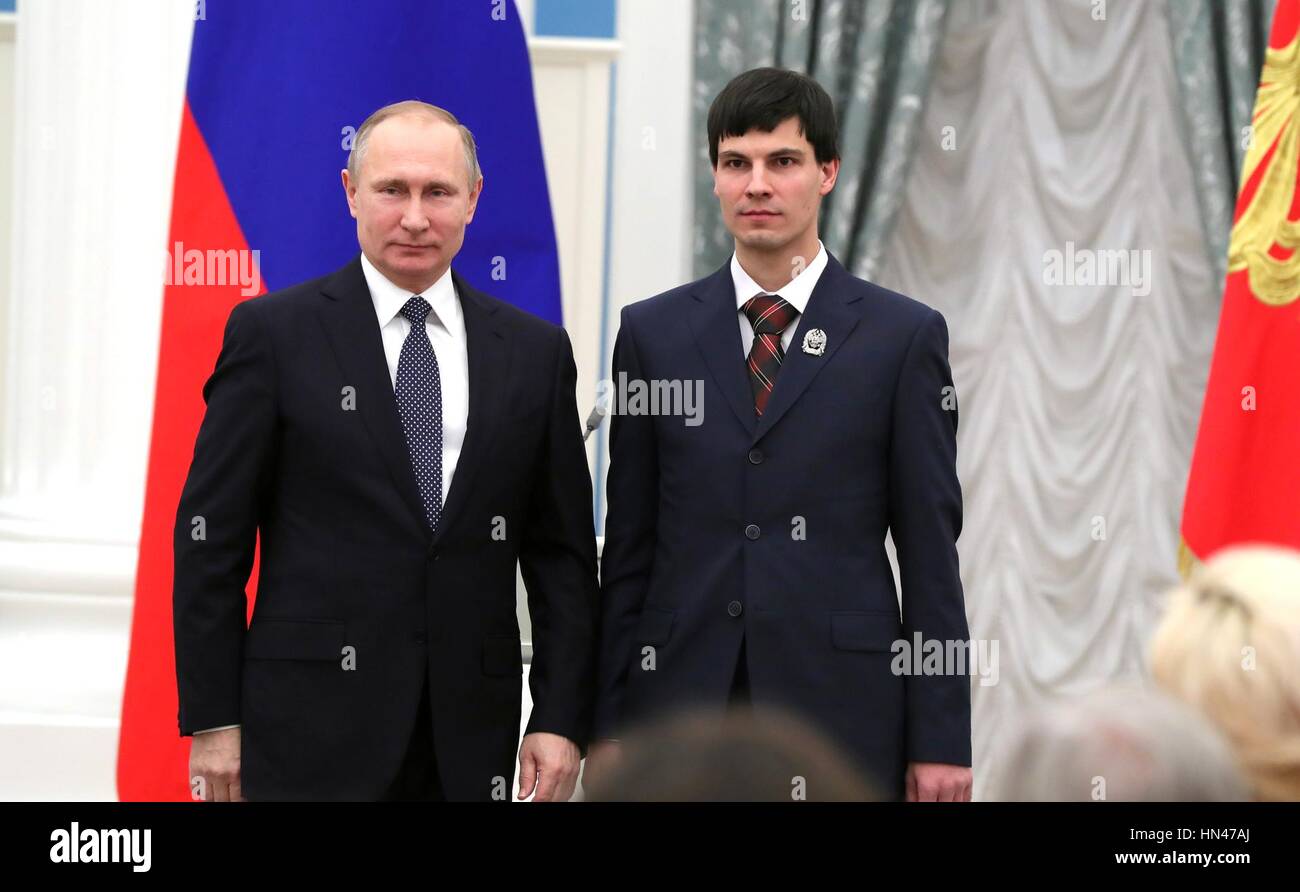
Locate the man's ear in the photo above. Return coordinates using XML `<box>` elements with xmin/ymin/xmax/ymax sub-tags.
<box><xmin>464</xmin><ymin>175</ymin><xmax>484</xmax><ymax>225</ymax></box>
<box><xmin>341</xmin><ymin>169</ymin><xmax>358</xmax><ymax>219</ymax></box>
<box><xmin>819</xmin><ymin>157</ymin><xmax>840</xmax><ymax>196</ymax></box>
<box><xmin>712</xmin><ymin>165</ymin><xmax>721</xmax><ymax>198</ymax></box>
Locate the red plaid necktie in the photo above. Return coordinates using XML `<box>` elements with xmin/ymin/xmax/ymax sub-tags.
<box><xmin>741</xmin><ymin>293</ymin><xmax>800</xmax><ymax>416</ymax></box>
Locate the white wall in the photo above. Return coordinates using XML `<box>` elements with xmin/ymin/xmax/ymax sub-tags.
<box><xmin>595</xmin><ymin>0</ymin><xmax>695</xmax><ymax>531</ymax></box>
<box><xmin>0</xmin><ymin>12</ymin><xmax>13</xmax><ymax>385</ymax></box>
<box><xmin>530</xmin><ymin>36</ymin><xmax>620</xmax><ymax>467</ymax></box>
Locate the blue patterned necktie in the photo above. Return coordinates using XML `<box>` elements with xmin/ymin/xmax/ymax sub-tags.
<box><xmin>394</xmin><ymin>295</ymin><xmax>443</xmax><ymax>533</ymax></box>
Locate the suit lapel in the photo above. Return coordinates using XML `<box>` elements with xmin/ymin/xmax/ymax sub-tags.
<box><xmin>435</xmin><ymin>270</ymin><xmax>510</xmax><ymax>544</ymax></box>
<box><xmin>689</xmin><ymin>263</ymin><xmax>757</xmax><ymax>438</ymax></box>
<box><xmin>318</xmin><ymin>256</ymin><xmax>428</xmax><ymax>535</ymax></box>
<box><xmin>751</xmin><ymin>253</ymin><xmax>866</xmax><ymax>445</ymax></box>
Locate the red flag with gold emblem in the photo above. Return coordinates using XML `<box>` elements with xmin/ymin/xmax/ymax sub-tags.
<box><xmin>1181</xmin><ymin>0</ymin><xmax>1300</xmax><ymax>574</ymax></box>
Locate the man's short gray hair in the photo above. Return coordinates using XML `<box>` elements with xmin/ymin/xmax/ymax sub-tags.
<box><xmin>346</xmin><ymin>100</ymin><xmax>481</xmax><ymax>185</ymax></box>
<box><xmin>987</xmin><ymin>684</ymin><xmax>1250</xmax><ymax>802</ymax></box>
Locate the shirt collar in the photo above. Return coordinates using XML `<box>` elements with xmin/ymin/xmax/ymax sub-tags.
<box><xmin>731</xmin><ymin>240</ymin><xmax>828</xmax><ymax>316</ymax></box>
<box><xmin>359</xmin><ymin>250</ymin><xmax>461</xmax><ymax>335</ymax></box>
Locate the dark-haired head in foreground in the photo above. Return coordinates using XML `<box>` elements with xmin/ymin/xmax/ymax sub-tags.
<box><xmin>584</xmin><ymin>707</ymin><xmax>878</xmax><ymax>802</ymax></box>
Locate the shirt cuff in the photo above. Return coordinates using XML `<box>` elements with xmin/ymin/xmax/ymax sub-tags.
<box><xmin>193</xmin><ymin>724</ymin><xmax>241</xmax><ymax>735</ymax></box>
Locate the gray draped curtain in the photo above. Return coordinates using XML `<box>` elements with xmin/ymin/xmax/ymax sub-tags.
<box><xmin>1168</xmin><ymin>0</ymin><xmax>1276</xmax><ymax>283</ymax></box>
<box><xmin>877</xmin><ymin>0</ymin><xmax>1229</xmax><ymax>799</ymax></box>
<box><xmin>693</xmin><ymin>0</ymin><xmax>950</xmax><ymax>278</ymax></box>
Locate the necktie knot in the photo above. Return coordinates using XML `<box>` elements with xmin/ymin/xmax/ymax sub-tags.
<box><xmin>400</xmin><ymin>295</ymin><xmax>432</xmax><ymax>326</ymax></box>
<box><xmin>741</xmin><ymin>293</ymin><xmax>798</xmax><ymax>336</ymax></box>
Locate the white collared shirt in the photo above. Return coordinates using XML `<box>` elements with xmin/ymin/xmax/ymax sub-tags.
<box><xmin>360</xmin><ymin>251</ymin><xmax>469</xmax><ymax>509</ymax></box>
<box><xmin>731</xmin><ymin>240</ymin><xmax>828</xmax><ymax>355</ymax></box>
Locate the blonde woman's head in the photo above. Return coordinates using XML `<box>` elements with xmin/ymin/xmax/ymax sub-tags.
<box><xmin>1150</xmin><ymin>544</ymin><xmax>1300</xmax><ymax>801</ymax></box>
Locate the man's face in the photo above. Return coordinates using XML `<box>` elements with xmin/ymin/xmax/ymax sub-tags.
<box><xmin>342</xmin><ymin>114</ymin><xmax>482</xmax><ymax>292</ymax></box>
<box><xmin>712</xmin><ymin>115</ymin><xmax>838</xmax><ymax>254</ymax></box>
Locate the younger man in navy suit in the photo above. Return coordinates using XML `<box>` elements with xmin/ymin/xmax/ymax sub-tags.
<box><xmin>591</xmin><ymin>68</ymin><xmax>972</xmax><ymax>801</ymax></box>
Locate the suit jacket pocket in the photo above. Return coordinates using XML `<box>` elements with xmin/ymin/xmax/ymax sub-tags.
<box><xmin>829</xmin><ymin>611</ymin><xmax>900</xmax><ymax>653</ymax></box>
<box><xmin>245</xmin><ymin>618</ymin><xmax>346</xmax><ymax>661</ymax></box>
<box><xmin>635</xmin><ymin>607</ymin><xmax>675</xmax><ymax>647</ymax></box>
<box><xmin>482</xmin><ymin>636</ymin><xmax>523</xmax><ymax>677</ymax></box>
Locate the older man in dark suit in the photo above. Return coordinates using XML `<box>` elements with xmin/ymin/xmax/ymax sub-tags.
<box><xmin>174</xmin><ymin>101</ymin><xmax>598</xmax><ymax>802</ymax></box>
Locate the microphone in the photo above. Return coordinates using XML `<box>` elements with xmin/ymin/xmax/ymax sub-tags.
<box><xmin>583</xmin><ymin>390</ymin><xmax>612</xmax><ymax>441</ymax></box>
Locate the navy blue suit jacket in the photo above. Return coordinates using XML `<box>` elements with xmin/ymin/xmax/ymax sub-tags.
<box><xmin>595</xmin><ymin>252</ymin><xmax>971</xmax><ymax>796</ymax></box>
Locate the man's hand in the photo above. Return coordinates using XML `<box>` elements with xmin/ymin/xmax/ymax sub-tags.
<box><xmin>517</xmin><ymin>732</ymin><xmax>580</xmax><ymax>802</ymax></box>
<box><xmin>906</xmin><ymin>761</ymin><xmax>972</xmax><ymax>802</ymax></box>
<box><xmin>188</xmin><ymin>727</ymin><xmax>243</xmax><ymax>802</ymax></box>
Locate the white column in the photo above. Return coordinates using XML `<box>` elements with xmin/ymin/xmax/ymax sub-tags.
<box><xmin>0</xmin><ymin>0</ymin><xmax>194</xmax><ymax>800</ymax></box>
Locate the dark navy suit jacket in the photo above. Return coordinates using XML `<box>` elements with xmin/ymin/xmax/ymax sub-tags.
<box><xmin>173</xmin><ymin>255</ymin><xmax>599</xmax><ymax>800</ymax></box>
<box><xmin>595</xmin><ymin>252</ymin><xmax>971</xmax><ymax>797</ymax></box>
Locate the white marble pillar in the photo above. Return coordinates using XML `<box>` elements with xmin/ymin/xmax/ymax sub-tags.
<box><xmin>0</xmin><ymin>0</ymin><xmax>195</xmax><ymax>800</ymax></box>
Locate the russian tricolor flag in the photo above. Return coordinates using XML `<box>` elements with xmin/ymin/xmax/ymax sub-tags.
<box><xmin>118</xmin><ymin>0</ymin><xmax>559</xmax><ymax>800</ymax></box>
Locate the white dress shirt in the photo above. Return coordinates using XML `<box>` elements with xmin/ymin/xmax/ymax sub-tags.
<box><xmin>191</xmin><ymin>254</ymin><xmax>470</xmax><ymax>737</ymax></box>
<box><xmin>732</xmin><ymin>240</ymin><xmax>828</xmax><ymax>355</ymax></box>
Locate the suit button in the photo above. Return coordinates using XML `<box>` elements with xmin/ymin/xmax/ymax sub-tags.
<box><xmin>427</xmin><ymin>546</ymin><xmax>440</xmax><ymax>561</ymax></box>
<box><xmin>748</xmin><ymin>448</ymin><xmax>764</xmax><ymax>465</ymax></box>
<box><xmin>727</xmin><ymin>600</ymin><xmax>743</xmax><ymax>617</ymax></box>
<box><xmin>745</xmin><ymin>524</ymin><xmax>761</xmax><ymax>540</ymax></box>
<box><xmin>413</xmin><ymin>631</ymin><xmax>427</xmax><ymax>645</ymax></box>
